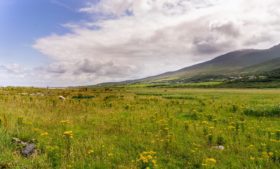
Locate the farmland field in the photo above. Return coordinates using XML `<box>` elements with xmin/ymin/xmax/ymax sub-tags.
<box><xmin>0</xmin><ymin>87</ymin><xmax>279</xmax><ymax>169</ymax></box>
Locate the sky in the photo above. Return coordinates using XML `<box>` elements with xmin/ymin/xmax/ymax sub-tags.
<box><xmin>1</xmin><ymin>0</ymin><xmax>280</xmax><ymax>87</ymax></box>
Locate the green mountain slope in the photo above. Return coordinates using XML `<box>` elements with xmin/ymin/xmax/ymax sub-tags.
<box><xmin>241</xmin><ymin>57</ymin><xmax>280</xmax><ymax>74</ymax></box>
<box><xmin>95</xmin><ymin>44</ymin><xmax>280</xmax><ymax>87</ymax></box>
<box><xmin>139</xmin><ymin>44</ymin><xmax>280</xmax><ymax>83</ymax></box>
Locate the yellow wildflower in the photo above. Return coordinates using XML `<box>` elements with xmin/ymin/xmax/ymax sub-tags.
<box><xmin>63</xmin><ymin>131</ymin><xmax>73</xmax><ymax>138</ymax></box>
<box><xmin>247</xmin><ymin>144</ymin><xmax>254</xmax><ymax>149</ymax></box>
<box><xmin>137</xmin><ymin>151</ymin><xmax>157</xmax><ymax>168</ymax></box>
<box><xmin>60</xmin><ymin>120</ymin><xmax>71</xmax><ymax>125</ymax></box>
<box><xmin>202</xmin><ymin>121</ymin><xmax>208</xmax><ymax>125</ymax></box>
<box><xmin>203</xmin><ymin>158</ymin><xmax>217</xmax><ymax>166</ymax></box>
<box><xmin>268</xmin><ymin>152</ymin><xmax>273</xmax><ymax>157</ymax></box>
<box><xmin>270</xmin><ymin>139</ymin><xmax>280</xmax><ymax>143</ymax></box>
<box><xmin>87</xmin><ymin>149</ymin><xmax>94</xmax><ymax>155</ymax></box>
<box><xmin>262</xmin><ymin>152</ymin><xmax>269</xmax><ymax>159</ymax></box>
<box><xmin>40</xmin><ymin>132</ymin><xmax>49</xmax><ymax>137</ymax></box>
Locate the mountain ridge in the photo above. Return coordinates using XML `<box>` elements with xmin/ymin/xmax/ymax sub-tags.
<box><xmin>96</xmin><ymin>44</ymin><xmax>280</xmax><ymax>86</ymax></box>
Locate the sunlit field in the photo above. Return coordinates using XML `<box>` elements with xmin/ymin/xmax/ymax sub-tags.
<box><xmin>0</xmin><ymin>87</ymin><xmax>279</xmax><ymax>169</ymax></box>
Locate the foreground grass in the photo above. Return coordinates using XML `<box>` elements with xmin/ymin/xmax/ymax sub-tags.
<box><xmin>0</xmin><ymin>87</ymin><xmax>279</xmax><ymax>168</ymax></box>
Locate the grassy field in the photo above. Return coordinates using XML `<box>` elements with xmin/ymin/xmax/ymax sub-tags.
<box><xmin>0</xmin><ymin>87</ymin><xmax>279</xmax><ymax>169</ymax></box>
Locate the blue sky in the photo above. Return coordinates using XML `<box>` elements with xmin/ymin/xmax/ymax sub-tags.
<box><xmin>0</xmin><ymin>0</ymin><xmax>279</xmax><ymax>86</ymax></box>
<box><xmin>0</xmin><ymin>0</ymin><xmax>89</xmax><ymax>66</ymax></box>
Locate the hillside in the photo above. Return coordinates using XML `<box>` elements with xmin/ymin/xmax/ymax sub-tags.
<box><xmin>241</xmin><ymin>57</ymin><xmax>280</xmax><ymax>74</ymax></box>
<box><xmin>95</xmin><ymin>44</ymin><xmax>280</xmax><ymax>87</ymax></box>
<box><xmin>140</xmin><ymin>44</ymin><xmax>280</xmax><ymax>83</ymax></box>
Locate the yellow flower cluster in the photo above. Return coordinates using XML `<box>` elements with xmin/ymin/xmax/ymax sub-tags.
<box><xmin>60</xmin><ymin>120</ymin><xmax>71</xmax><ymax>125</ymax></box>
<box><xmin>40</xmin><ymin>132</ymin><xmax>49</xmax><ymax>137</ymax></box>
<box><xmin>63</xmin><ymin>131</ymin><xmax>73</xmax><ymax>138</ymax></box>
<box><xmin>137</xmin><ymin>151</ymin><xmax>157</xmax><ymax>168</ymax></box>
<box><xmin>262</xmin><ymin>152</ymin><xmax>274</xmax><ymax>159</ymax></box>
<box><xmin>202</xmin><ymin>158</ymin><xmax>217</xmax><ymax>166</ymax></box>
<box><xmin>202</xmin><ymin>121</ymin><xmax>208</xmax><ymax>125</ymax></box>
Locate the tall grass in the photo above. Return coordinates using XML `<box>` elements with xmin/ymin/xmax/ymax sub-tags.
<box><xmin>244</xmin><ymin>106</ymin><xmax>280</xmax><ymax>117</ymax></box>
<box><xmin>0</xmin><ymin>87</ymin><xmax>279</xmax><ymax>168</ymax></box>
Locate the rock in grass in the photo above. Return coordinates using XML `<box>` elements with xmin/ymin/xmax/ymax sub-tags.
<box><xmin>213</xmin><ymin>145</ymin><xmax>225</xmax><ymax>150</ymax></box>
<box><xmin>59</xmin><ymin>96</ymin><xmax>66</xmax><ymax>100</ymax></box>
<box><xmin>21</xmin><ymin>143</ymin><xmax>36</xmax><ymax>157</ymax></box>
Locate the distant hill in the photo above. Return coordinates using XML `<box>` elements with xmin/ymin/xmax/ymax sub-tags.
<box><xmin>96</xmin><ymin>44</ymin><xmax>280</xmax><ymax>87</ymax></box>
<box><xmin>139</xmin><ymin>44</ymin><xmax>280</xmax><ymax>83</ymax></box>
<box><xmin>240</xmin><ymin>57</ymin><xmax>280</xmax><ymax>74</ymax></box>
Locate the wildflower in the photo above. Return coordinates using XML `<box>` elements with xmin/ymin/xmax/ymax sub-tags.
<box><xmin>228</xmin><ymin>125</ymin><xmax>235</xmax><ymax>130</ymax></box>
<box><xmin>270</xmin><ymin>139</ymin><xmax>280</xmax><ymax>143</ymax></box>
<box><xmin>203</xmin><ymin>158</ymin><xmax>217</xmax><ymax>166</ymax></box>
<box><xmin>202</xmin><ymin>121</ymin><xmax>208</xmax><ymax>125</ymax></box>
<box><xmin>40</xmin><ymin>132</ymin><xmax>49</xmax><ymax>137</ymax></box>
<box><xmin>262</xmin><ymin>152</ymin><xmax>269</xmax><ymax>159</ymax></box>
<box><xmin>137</xmin><ymin>151</ymin><xmax>157</xmax><ymax>168</ymax></box>
<box><xmin>247</xmin><ymin>144</ymin><xmax>254</xmax><ymax>149</ymax></box>
<box><xmin>87</xmin><ymin>149</ymin><xmax>94</xmax><ymax>155</ymax></box>
<box><xmin>63</xmin><ymin>131</ymin><xmax>73</xmax><ymax>138</ymax></box>
<box><xmin>60</xmin><ymin>120</ymin><xmax>71</xmax><ymax>125</ymax></box>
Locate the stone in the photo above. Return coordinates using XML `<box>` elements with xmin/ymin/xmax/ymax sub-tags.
<box><xmin>213</xmin><ymin>145</ymin><xmax>225</xmax><ymax>150</ymax></box>
<box><xmin>21</xmin><ymin>143</ymin><xmax>36</xmax><ymax>157</ymax></box>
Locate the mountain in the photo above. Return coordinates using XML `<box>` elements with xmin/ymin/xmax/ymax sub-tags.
<box><xmin>134</xmin><ymin>44</ymin><xmax>280</xmax><ymax>84</ymax></box>
<box><xmin>240</xmin><ymin>57</ymin><xmax>280</xmax><ymax>74</ymax></box>
<box><xmin>95</xmin><ymin>44</ymin><xmax>280</xmax><ymax>87</ymax></box>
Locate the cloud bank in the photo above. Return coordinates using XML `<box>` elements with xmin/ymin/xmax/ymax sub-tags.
<box><xmin>24</xmin><ymin>0</ymin><xmax>280</xmax><ymax>86</ymax></box>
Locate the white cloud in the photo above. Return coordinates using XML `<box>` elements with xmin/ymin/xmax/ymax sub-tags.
<box><xmin>0</xmin><ymin>64</ymin><xmax>26</xmax><ymax>75</ymax></box>
<box><xmin>32</xmin><ymin>0</ymin><xmax>280</xmax><ymax>86</ymax></box>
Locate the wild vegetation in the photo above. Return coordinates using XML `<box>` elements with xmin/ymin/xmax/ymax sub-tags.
<box><xmin>0</xmin><ymin>87</ymin><xmax>279</xmax><ymax>168</ymax></box>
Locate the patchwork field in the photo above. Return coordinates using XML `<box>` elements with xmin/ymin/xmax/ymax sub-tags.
<box><xmin>0</xmin><ymin>87</ymin><xmax>279</xmax><ymax>168</ymax></box>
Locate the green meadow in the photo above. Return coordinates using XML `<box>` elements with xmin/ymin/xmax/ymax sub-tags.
<box><xmin>0</xmin><ymin>87</ymin><xmax>279</xmax><ymax>169</ymax></box>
